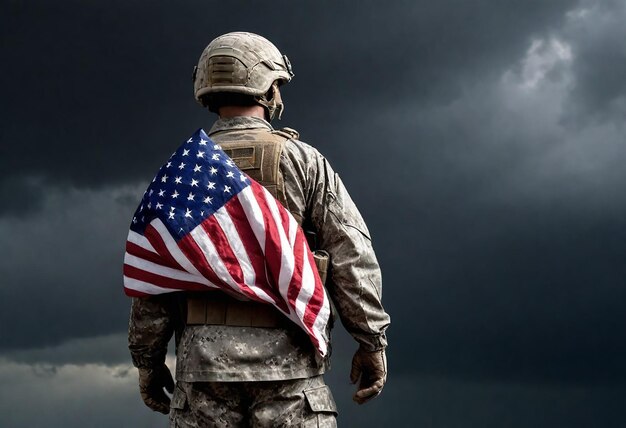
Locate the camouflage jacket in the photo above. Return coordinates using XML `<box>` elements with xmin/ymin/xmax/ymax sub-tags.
<box><xmin>128</xmin><ymin>116</ymin><xmax>390</xmax><ymax>381</ymax></box>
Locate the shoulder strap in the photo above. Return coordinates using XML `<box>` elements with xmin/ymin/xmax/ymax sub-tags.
<box><xmin>272</xmin><ymin>127</ymin><xmax>300</xmax><ymax>140</ymax></box>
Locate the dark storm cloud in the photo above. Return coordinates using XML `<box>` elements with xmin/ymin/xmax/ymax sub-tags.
<box><xmin>562</xmin><ymin>0</ymin><xmax>626</xmax><ymax>122</ymax></box>
<box><xmin>0</xmin><ymin>184</ymin><xmax>139</xmax><ymax>349</ymax></box>
<box><xmin>2</xmin><ymin>2</ymin><xmax>626</xmax><ymax>421</ymax></box>
<box><xmin>1</xmin><ymin>0</ymin><xmax>576</xmax><ymax>190</ymax></box>
<box><xmin>4</xmin><ymin>334</ymin><xmax>131</xmax><ymax>366</ymax></box>
<box><xmin>0</xmin><ymin>357</ymin><xmax>165</xmax><ymax>428</ymax></box>
<box><xmin>0</xmin><ymin>175</ymin><xmax>47</xmax><ymax>216</ymax></box>
<box><xmin>371</xmin><ymin>55</ymin><xmax>626</xmax><ymax>384</ymax></box>
<box><xmin>332</xmin><ymin>373</ymin><xmax>626</xmax><ymax>427</ymax></box>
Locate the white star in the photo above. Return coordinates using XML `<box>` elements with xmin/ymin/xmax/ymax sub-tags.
<box><xmin>132</xmin><ymin>216</ymin><xmax>137</xmax><ymax>224</ymax></box>
<box><xmin>213</xmin><ymin>144</ymin><xmax>221</xmax><ymax>150</ymax></box>
<box><xmin>207</xmin><ymin>181</ymin><xmax>216</xmax><ymax>190</ymax></box>
<box><xmin>152</xmin><ymin>176</ymin><xmax>156</xmax><ymax>183</ymax></box>
<box><xmin>199</xmin><ymin>139</ymin><xmax>208</xmax><ymax>146</ymax></box>
<box><xmin>168</xmin><ymin>211</ymin><xmax>175</xmax><ymax>219</ymax></box>
<box><xmin>178</xmin><ymin>162</ymin><xmax>186</xmax><ymax>170</ymax></box>
<box><xmin>166</xmin><ymin>161</ymin><xmax>172</xmax><ymax>168</ymax></box>
<box><xmin>184</xmin><ymin>208</ymin><xmax>193</xmax><ymax>218</ymax></box>
<box><xmin>223</xmin><ymin>185</ymin><xmax>231</xmax><ymax>193</ymax></box>
<box><xmin>158</xmin><ymin>189</ymin><xmax>165</xmax><ymax>197</ymax></box>
<box><xmin>156</xmin><ymin>202</ymin><xmax>163</xmax><ymax>209</ymax></box>
<box><xmin>190</xmin><ymin>178</ymin><xmax>199</xmax><ymax>187</ymax></box>
<box><xmin>209</xmin><ymin>166</ymin><xmax>218</xmax><ymax>175</ymax></box>
<box><xmin>186</xmin><ymin>137</ymin><xmax>193</xmax><ymax>143</ymax></box>
<box><xmin>139</xmin><ymin>204</ymin><xmax>144</xmax><ymax>212</ymax></box>
<box><xmin>174</xmin><ymin>176</ymin><xmax>182</xmax><ymax>184</ymax></box>
<box><xmin>147</xmin><ymin>202</ymin><xmax>152</xmax><ymax>209</ymax></box>
<box><xmin>226</xmin><ymin>171</ymin><xmax>235</xmax><ymax>179</ymax></box>
<box><xmin>193</xmin><ymin>164</ymin><xmax>202</xmax><ymax>173</ymax></box>
<box><xmin>161</xmin><ymin>174</ymin><xmax>168</xmax><ymax>183</ymax></box>
<box><xmin>149</xmin><ymin>189</ymin><xmax>154</xmax><ymax>196</ymax></box>
<box><xmin>239</xmin><ymin>173</ymin><xmax>248</xmax><ymax>182</ymax></box>
<box><xmin>200</xmin><ymin>210</ymin><xmax>204</xmax><ymax>216</ymax></box>
<box><xmin>211</xmin><ymin>153</ymin><xmax>220</xmax><ymax>161</ymax></box>
<box><xmin>203</xmin><ymin>196</ymin><xmax>213</xmax><ymax>204</ymax></box>
<box><xmin>171</xmin><ymin>190</ymin><xmax>179</xmax><ymax>198</ymax></box>
<box><xmin>169</xmin><ymin>206</ymin><xmax>175</xmax><ymax>212</ymax></box>
<box><xmin>196</xmin><ymin>151</ymin><xmax>205</xmax><ymax>158</ymax></box>
<box><xmin>225</xmin><ymin>159</ymin><xmax>234</xmax><ymax>167</ymax></box>
<box><xmin>187</xmin><ymin>192</ymin><xmax>195</xmax><ymax>201</ymax></box>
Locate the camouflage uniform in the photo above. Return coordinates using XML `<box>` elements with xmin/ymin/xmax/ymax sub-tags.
<box><xmin>129</xmin><ymin>116</ymin><xmax>390</xmax><ymax>426</ymax></box>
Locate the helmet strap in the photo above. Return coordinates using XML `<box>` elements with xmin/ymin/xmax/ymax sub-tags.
<box><xmin>255</xmin><ymin>82</ymin><xmax>284</xmax><ymax>121</ymax></box>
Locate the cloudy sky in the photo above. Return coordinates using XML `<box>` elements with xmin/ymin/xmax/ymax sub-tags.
<box><xmin>2</xmin><ymin>0</ymin><xmax>626</xmax><ymax>426</ymax></box>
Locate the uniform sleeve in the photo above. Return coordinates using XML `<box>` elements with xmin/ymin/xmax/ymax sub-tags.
<box><xmin>287</xmin><ymin>143</ymin><xmax>391</xmax><ymax>351</ymax></box>
<box><xmin>128</xmin><ymin>294</ymin><xmax>179</xmax><ymax>368</ymax></box>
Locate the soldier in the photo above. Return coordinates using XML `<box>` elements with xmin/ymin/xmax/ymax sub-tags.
<box><xmin>128</xmin><ymin>32</ymin><xmax>391</xmax><ymax>427</ymax></box>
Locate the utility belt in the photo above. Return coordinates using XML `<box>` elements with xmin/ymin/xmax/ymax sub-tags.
<box><xmin>186</xmin><ymin>250</ymin><xmax>330</xmax><ymax>327</ymax></box>
<box><xmin>186</xmin><ymin>292</ymin><xmax>286</xmax><ymax>327</ymax></box>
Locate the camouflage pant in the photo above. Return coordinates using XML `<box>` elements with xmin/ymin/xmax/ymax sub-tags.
<box><xmin>169</xmin><ymin>375</ymin><xmax>337</xmax><ymax>427</ymax></box>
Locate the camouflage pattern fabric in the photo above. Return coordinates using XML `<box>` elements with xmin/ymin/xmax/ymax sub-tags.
<box><xmin>128</xmin><ymin>116</ymin><xmax>390</xmax><ymax>383</ymax></box>
<box><xmin>128</xmin><ymin>294</ymin><xmax>178</xmax><ymax>369</ymax></box>
<box><xmin>169</xmin><ymin>375</ymin><xmax>337</xmax><ymax>428</ymax></box>
<box><xmin>176</xmin><ymin>324</ymin><xmax>326</xmax><ymax>382</ymax></box>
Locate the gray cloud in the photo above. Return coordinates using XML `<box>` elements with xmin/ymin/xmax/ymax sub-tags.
<box><xmin>328</xmin><ymin>0</ymin><xmax>626</xmax><ymax>382</ymax></box>
<box><xmin>562</xmin><ymin>0</ymin><xmax>626</xmax><ymax>123</ymax></box>
<box><xmin>4</xmin><ymin>333</ymin><xmax>131</xmax><ymax>366</ymax></box>
<box><xmin>0</xmin><ymin>183</ymin><xmax>143</xmax><ymax>348</ymax></box>
<box><xmin>0</xmin><ymin>358</ymin><xmax>165</xmax><ymax>428</ymax></box>
<box><xmin>0</xmin><ymin>175</ymin><xmax>47</xmax><ymax>216</ymax></box>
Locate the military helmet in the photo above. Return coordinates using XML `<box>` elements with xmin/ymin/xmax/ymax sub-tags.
<box><xmin>193</xmin><ymin>32</ymin><xmax>293</xmax><ymax>104</ymax></box>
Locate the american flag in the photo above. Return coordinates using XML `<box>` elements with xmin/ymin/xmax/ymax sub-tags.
<box><xmin>123</xmin><ymin>129</ymin><xmax>330</xmax><ymax>356</ymax></box>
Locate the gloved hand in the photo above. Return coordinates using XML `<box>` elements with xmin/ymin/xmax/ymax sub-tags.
<box><xmin>350</xmin><ymin>346</ymin><xmax>387</xmax><ymax>404</ymax></box>
<box><xmin>138</xmin><ymin>364</ymin><xmax>175</xmax><ymax>414</ymax></box>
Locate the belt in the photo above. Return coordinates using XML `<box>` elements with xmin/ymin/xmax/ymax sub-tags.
<box><xmin>186</xmin><ymin>293</ymin><xmax>286</xmax><ymax>328</ymax></box>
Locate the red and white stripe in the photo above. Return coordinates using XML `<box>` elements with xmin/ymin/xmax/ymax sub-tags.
<box><xmin>123</xmin><ymin>180</ymin><xmax>330</xmax><ymax>356</ymax></box>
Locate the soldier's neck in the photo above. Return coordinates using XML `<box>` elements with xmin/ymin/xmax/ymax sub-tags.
<box><xmin>218</xmin><ymin>105</ymin><xmax>266</xmax><ymax>120</ymax></box>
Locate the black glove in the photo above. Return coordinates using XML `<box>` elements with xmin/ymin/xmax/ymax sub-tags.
<box><xmin>138</xmin><ymin>364</ymin><xmax>175</xmax><ymax>414</ymax></box>
<box><xmin>350</xmin><ymin>347</ymin><xmax>387</xmax><ymax>404</ymax></box>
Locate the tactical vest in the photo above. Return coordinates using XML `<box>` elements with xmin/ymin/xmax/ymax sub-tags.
<box><xmin>209</xmin><ymin>126</ymin><xmax>328</xmax><ymax>284</ymax></box>
<box><xmin>210</xmin><ymin>127</ymin><xmax>302</xmax><ymax>224</ymax></box>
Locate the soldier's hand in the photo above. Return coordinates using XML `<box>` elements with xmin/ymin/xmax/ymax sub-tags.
<box><xmin>138</xmin><ymin>364</ymin><xmax>175</xmax><ymax>414</ymax></box>
<box><xmin>350</xmin><ymin>347</ymin><xmax>387</xmax><ymax>404</ymax></box>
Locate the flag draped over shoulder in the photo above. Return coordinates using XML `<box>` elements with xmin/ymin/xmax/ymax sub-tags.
<box><xmin>123</xmin><ymin>129</ymin><xmax>330</xmax><ymax>356</ymax></box>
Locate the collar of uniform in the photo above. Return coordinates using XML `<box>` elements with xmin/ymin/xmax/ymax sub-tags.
<box><xmin>208</xmin><ymin>116</ymin><xmax>273</xmax><ymax>135</ymax></box>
